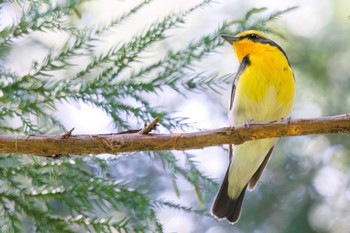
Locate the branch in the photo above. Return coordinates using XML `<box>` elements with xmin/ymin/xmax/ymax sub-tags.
<box><xmin>0</xmin><ymin>114</ymin><xmax>349</xmax><ymax>157</ymax></box>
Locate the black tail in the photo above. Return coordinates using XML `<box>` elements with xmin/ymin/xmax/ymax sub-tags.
<box><xmin>211</xmin><ymin>168</ymin><xmax>247</xmax><ymax>224</ymax></box>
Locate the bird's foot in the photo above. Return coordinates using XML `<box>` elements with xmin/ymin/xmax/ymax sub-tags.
<box><xmin>280</xmin><ymin>117</ymin><xmax>292</xmax><ymax>124</ymax></box>
<box><xmin>243</xmin><ymin>119</ymin><xmax>254</xmax><ymax>128</ymax></box>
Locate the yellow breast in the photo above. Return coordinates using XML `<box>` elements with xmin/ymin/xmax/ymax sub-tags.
<box><xmin>230</xmin><ymin>49</ymin><xmax>295</xmax><ymax>125</ymax></box>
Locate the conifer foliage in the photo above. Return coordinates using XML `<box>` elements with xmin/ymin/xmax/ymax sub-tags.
<box><xmin>0</xmin><ymin>1</ymin><xmax>295</xmax><ymax>232</ymax></box>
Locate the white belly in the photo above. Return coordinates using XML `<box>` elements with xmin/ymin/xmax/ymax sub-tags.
<box><xmin>227</xmin><ymin>87</ymin><xmax>288</xmax><ymax>198</ymax></box>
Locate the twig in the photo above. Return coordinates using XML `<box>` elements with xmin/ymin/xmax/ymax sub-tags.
<box><xmin>61</xmin><ymin>128</ymin><xmax>75</xmax><ymax>139</ymax></box>
<box><xmin>138</xmin><ymin>117</ymin><xmax>160</xmax><ymax>134</ymax></box>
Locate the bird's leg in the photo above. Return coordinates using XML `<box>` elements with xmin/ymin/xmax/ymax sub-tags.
<box><xmin>228</xmin><ymin>144</ymin><xmax>233</xmax><ymax>162</ymax></box>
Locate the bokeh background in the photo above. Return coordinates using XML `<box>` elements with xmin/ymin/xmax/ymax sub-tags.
<box><xmin>1</xmin><ymin>0</ymin><xmax>350</xmax><ymax>232</ymax></box>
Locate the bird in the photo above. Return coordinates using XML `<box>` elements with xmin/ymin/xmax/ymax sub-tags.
<box><xmin>211</xmin><ymin>30</ymin><xmax>295</xmax><ymax>224</ymax></box>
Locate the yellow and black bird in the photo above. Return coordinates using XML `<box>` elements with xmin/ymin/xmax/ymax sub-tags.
<box><xmin>212</xmin><ymin>30</ymin><xmax>295</xmax><ymax>223</ymax></box>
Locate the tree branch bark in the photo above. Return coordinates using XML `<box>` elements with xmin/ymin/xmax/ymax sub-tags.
<box><xmin>0</xmin><ymin>114</ymin><xmax>349</xmax><ymax>157</ymax></box>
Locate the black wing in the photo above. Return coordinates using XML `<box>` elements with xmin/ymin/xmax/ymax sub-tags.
<box><xmin>229</xmin><ymin>55</ymin><xmax>251</xmax><ymax>110</ymax></box>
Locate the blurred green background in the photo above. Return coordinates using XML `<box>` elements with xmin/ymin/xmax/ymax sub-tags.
<box><xmin>1</xmin><ymin>0</ymin><xmax>350</xmax><ymax>232</ymax></box>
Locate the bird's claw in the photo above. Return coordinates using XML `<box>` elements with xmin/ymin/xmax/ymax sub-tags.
<box><xmin>281</xmin><ymin>117</ymin><xmax>292</xmax><ymax>124</ymax></box>
<box><xmin>243</xmin><ymin>119</ymin><xmax>254</xmax><ymax>128</ymax></box>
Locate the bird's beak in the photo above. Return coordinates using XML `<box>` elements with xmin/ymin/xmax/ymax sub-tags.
<box><xmin>221</xmin><ymin>35</ymin><xmax>239</xmax><ymax>44</ymax></box>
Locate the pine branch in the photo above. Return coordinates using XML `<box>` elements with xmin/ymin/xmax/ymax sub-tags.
<box><xmin>0</xmin><ymin>1</ymin><xmax>79</xmax><ymax>47</ymax></box>
<box><xmin>0</xmin><ymin>5</ymin><xmax>296</xmax><ymax>134</ymax></box>
<box><xmin>0</xmin><ymin>114</ymin><xmax>349</xmax><ymax>156</ymax></box>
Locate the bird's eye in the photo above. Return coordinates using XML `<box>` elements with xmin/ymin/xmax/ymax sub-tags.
<box><xmin>248</xmin><ymin>34</ymin><xmax>259</xmax><ymax>40</ymax></box>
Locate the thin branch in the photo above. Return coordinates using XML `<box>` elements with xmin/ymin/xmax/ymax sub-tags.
<box><xmin>0</xmin><ymin>114</ymin><xmax>349</xmax><ymax>157</ymax></box>
<box><xmin>138</xmin><ymin>117</ymin><xmax>160</xmax><ymax>134</ymax></box>
<box><xmin>61</xmin><ymin>128</ymin><xmax>75</xmax><ymax>139</ymax></box>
